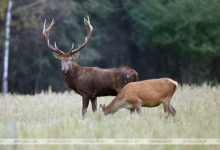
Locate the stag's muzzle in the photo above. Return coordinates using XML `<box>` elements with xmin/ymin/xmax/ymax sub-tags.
<box><xmin>62</xmin><ymin>66</ymin><xmax>69</xmax><ymax>73</ymax></box>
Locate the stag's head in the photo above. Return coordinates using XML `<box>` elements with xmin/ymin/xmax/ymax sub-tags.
<box><xmin>43</xmin><ymin>17</ymin><xmax>93</xmax><ymax>73</ymax></box>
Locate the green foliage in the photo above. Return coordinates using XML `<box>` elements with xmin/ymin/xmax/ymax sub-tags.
<box><xmin>1</xmin><ymin>0</ymin><xmax>220</xmax><ymax>93</ymax></box>
<box><xmin>125</xmin><ymin>0</ymin><xmax>220</xmax><ymax>83</ymax></box>
<box><xmin>1</xmin><ymin>0</ymin><xmax>114</xmax><ymax>93</ymax></box>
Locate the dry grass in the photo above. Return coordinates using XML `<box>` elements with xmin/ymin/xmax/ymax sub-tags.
<box><xmin>0</xmin><ymin>84</ymin><xmax>219</xmax><ymax>150</ymax></box>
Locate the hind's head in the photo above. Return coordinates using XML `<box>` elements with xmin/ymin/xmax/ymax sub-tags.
<box><xmin>99</xmin><ymin>104</ymin><xmax>106</xmax><ymax>111</ymax></box>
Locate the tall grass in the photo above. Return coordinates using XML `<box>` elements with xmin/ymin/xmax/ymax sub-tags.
<box><xmin>0</xmin><ymin>84</ymin><xmax>219</xmax><ymax>150</ymax></box>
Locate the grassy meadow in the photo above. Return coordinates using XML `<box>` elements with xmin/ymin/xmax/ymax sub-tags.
<box><xmin>0</xmin><ymin>84</ymin><xmax>219</xmax><ymax>150</ymax></box>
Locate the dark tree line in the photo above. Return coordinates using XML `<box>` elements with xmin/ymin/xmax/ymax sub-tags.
<box><xmin>0</xmin><ymin>0</ymin><xmax>220</xmax><ymax>94</ymax></box>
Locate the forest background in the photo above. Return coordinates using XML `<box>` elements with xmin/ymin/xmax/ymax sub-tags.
<box><xmin>1</xmin><ymin>0</ymin><xmax>220</xmax><ymax>94</ymax></box>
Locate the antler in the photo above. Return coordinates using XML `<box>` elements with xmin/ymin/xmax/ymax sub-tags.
<box><xmin>43</xmin><ymin>19</ymin><xmax>65</xmax><ymax>55</ymax></box>
<box><xmin>69</xmin><ymin>17</ymin><xmax>93</xmax><ymax>55</ymax></box>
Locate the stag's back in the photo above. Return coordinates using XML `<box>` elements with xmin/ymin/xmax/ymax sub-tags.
<box><xmin>114</xmin><ymin>66</ymin><xmax>139</xmax><ymax>92</ymax></box>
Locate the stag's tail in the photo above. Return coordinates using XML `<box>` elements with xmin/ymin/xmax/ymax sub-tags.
<box><xmin>130</xmin><ymin>70</ymin><xmax>139</xmax><ymax>82</ymax></box>
<box><xmin>134</xmin><ymin>71</ymin><xmax>139</xmax><ymax>81</ymax></box>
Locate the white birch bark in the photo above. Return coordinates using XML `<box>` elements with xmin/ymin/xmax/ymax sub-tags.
<box><xmin>2</xmin><ymin>0</ymin><xmax>13</xmax><ymax>95</ymax></box>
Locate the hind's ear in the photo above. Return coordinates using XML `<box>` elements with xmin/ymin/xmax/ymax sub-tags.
<box><xmin>53</xmin><ymin>52</ymin><xmax>63</xmax><ymax>60</ymax></box>
<box><xmin>99</xmin><ymin>104</ymin><xmax>103</xmax><ymax>110</ymax></box>
<box><xmin>99</xmin><ymin>104</ymin><xmax>106</xmax><ymax>111</ymax></box>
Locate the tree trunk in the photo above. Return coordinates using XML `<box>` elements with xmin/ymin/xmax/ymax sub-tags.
<box><xmin>2</xmin><ymin>0</ymin><xmax>13</xmax><ymax>95</ymax></box>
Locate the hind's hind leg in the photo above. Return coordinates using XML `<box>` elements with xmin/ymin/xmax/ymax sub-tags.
<box><xmin>162</xmin><ymin>98</ymin><xmax>170</xmax><ymax>118</ymax></box>
<box><xmin>169</xmin><ymin>104</ymin><xmax>176</xmax><ymax>116</ymax></box>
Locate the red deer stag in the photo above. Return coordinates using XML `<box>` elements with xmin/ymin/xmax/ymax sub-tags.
<box><xmin>43</xmin><ymin>17</ymin><xmax>139</xmax><ymax>118</ymax></box>
<box><xmin>100</xmin><ymin>78</ymin><xmax>178</xmax><ymax>117</ymax></box>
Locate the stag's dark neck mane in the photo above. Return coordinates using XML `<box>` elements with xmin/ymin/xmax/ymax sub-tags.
<box><xmin>62</xmin><ymin>61</ymin><xmax>80</xmax><ymax>91</ymax></box>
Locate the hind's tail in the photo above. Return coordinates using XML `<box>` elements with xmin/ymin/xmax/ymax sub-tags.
<box><xmin>169</xmin><ymin>79</ymin><xmax>178</xmax><ymax>93</ymax></box>
<box><xmin>134</xmin><ymin>71</ymin><xmax>139</xmax><ymax>81</ymax></box>
<box><xmin>173</xmin><ymin>80</ymin><xmax>178</xmax><ymax>91</ymax></box>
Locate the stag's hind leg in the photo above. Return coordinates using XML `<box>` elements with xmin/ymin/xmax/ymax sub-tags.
<box><xmin>91</xmin><ymin>97</ymin><xmax>97</xmax><ymax>113</ymax></box>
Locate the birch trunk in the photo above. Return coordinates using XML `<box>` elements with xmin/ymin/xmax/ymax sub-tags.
<box><xmin>2</xmin><ymin>0</ymin><xmax>13</xmax><ymax>95</ymax></box>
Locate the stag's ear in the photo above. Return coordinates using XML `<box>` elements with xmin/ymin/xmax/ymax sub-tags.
<box><xmin>71</xmin><ymin>52</ymin><xmax>80</xmax><ymax>59</ymax></box>
<box><xmin>53</xmin><ymin>52</ymin><xmax>63</xmax><ymax>60</ymax></box>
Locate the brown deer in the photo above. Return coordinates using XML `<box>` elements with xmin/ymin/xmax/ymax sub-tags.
<box><xmin>43</xmin><ymin>17</ymin><xmax>139</xmax><ymax>118</ymax></box>
<box><xmin>100</xmin><ymin>78</ymin><xmax>178</xmax><ymax>117</ymax></box>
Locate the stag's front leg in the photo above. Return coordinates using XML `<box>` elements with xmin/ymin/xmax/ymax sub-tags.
<box><xmin>82</xmin><ymin>96</ymin><xmax>89</xmax><ymax>119</ymax></box>
<box><xmin>91</xmin><ymin>97</ymin><xmax>97</xmax><ymax>113</ymax></box>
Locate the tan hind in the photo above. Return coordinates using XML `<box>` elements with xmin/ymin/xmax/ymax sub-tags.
<box><xmin>100</xmin><ymin>78</ymin><xmax>178</xmax><ymax>117</ymax></box>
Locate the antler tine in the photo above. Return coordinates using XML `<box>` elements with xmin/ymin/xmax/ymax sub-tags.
<box><xmin>69</xmin><ymin>17</ymin><xmax>93</xmax><ymax>55</ymax></box>
<box><xmin>71</xmin><ymin>42</ymin><xmax>74</xmax><ymax>49</ymax></box>
<box><xmin>54</xmin><ymin>42</ymin><xmax>59</xmax><ymax>49</ymax></box>
<box><xmin>43</xmin><ymin>20</ymin><xmax>46</xmax><ymax>34</ymax></box>
<box><xmin>48</xmin><ymin>19</ymin><xmax>55</xmax><ymax>30</ymax></box>
<box><xmin>42</xmin><ymin>19</ymin><xmax>64</xmax><ymax>55</ymax></box>
<box><xmin>84</xmin><ymin>16</ymin><xmax>93</xmax><ymax>31</ymax></box>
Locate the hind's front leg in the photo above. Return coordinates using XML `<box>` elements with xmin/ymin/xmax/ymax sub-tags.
<box><xmin>136</xmin><ymin>107</ymin><xmax>142</xmax><ymax>116</ymax></box>
<box><xmin>130</xmin><ymin>109</ymin><xmax>135</xmax><ymax>114</ymax></box>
